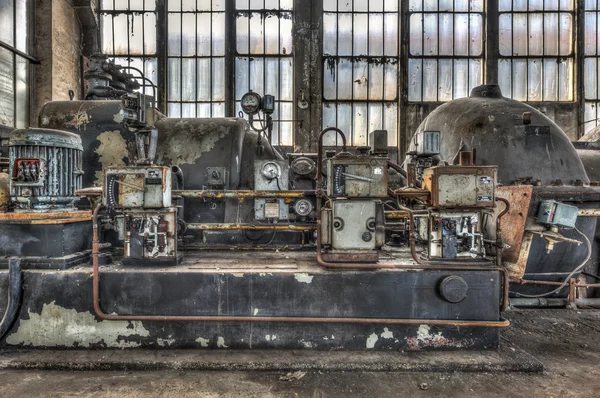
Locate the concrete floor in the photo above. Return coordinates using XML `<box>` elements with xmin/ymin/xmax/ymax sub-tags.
<box><xmin>0</xmin><ymin>308</ymin><xmax>599</xmax><ymax>397</ymax></box>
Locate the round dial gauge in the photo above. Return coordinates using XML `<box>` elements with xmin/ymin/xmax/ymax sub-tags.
<box><xmin>241</xmin><ymin>91</ymin><xmax>262</xmax><ymax>115</ymax></box>
<box><xmin>262</xmin><ymin>162</ymin><xmax>281</xmax><ymax>180</ymax></box>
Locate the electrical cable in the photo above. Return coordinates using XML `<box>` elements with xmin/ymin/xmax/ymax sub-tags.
<box><xmin>510</xmin><ymin>228</ymin><xmax>592</xmax><ymax>298</ymax></box>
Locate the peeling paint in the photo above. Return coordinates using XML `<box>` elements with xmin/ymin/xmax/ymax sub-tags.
<box><xmin>196</xmin><ymin>337</ymin><xmax>210</xmax><ymax>348</ymax></box>
<box><xmin>6</xmin><ymin>302</ymin><xmax>149</xmax><ymax>348</ymax></box>
<box><xmin>294</xmin><ymin>273</ymin><xmax>314</xmax><ymax>284</ymax></box>
<box><xmin>156</xmin><ymin>338</ymin><xmax>175</xmax><ymax>347</ymax></box>
<box><xmin>380</xmin><ymin>328</ymin><xmax>394</xmax><ymax>339</ymax></box>
<box><xmin>298</xmin><ymin>339</ymin><xmax>314</xmax><ymax>348</ymax></box>
<box><xmin>95</xmin><ymin>130</ymin><xmax>129</xmax><ymax>183</ymax></box>
<box><xmin>366</xmin><ymin>333</ymin><xmax>379</xmax><ymax>349</ymax></box>
<box><xmin>217</xmin><ymin>336</ymin><xmax>229</xmax><ymax>348</ymax></box>
<box><xmin>156</xmin><ymin>120</ymin><xmax>227</xmax><ymax>166</ymax></box>
<box><xmin>253</xmin><ymin>308</ymin><xmax>259</xmax><ymax>316</ymax></box>
<box><xmin>406</xmin><ymin>325</ymin><xmax>474</xmax><ymax>351</ymax></box>
<box><xmin>232</xmin><ymin>273</ymin><xmax>245</xmax><ymax>278</ymax></box>
<box><xmin>265</xmin><ymin>334</ymin><xmax>277</xmax><ymax>341</ymax></box>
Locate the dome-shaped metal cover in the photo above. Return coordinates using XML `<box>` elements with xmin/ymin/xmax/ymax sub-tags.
<box><xmin>409</xmin><ymin>85</ymin><xmax>589</xmax><ymax>185</ymax></box>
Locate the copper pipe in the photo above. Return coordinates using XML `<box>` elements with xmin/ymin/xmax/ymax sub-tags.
<box><xmin>186</xmin><ymin>223</ymin><xmax>315</xmax><ymax>231</ymax></box>
<box><xmin>173</xmin><ymin>190</ymin><xmax>314</xmax><ymax>199</ymax></box>
<box><xmin>512</xmin><ymin>279</ymin><xmax>600</xmax><ymax>288</ymax></box>
<box><xmin>92</xmin><ymin>203</ymin><xmax>508</xmax><ymax>327</ymax></box>
<box><xmin>316</xmin><ymin>127</ymin><xmax>347</xmax><ymax>187</ymax></box>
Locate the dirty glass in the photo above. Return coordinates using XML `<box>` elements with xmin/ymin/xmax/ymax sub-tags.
<box><xmin>322</xmin><ymin>0</ymin><xmax>399</xmax><ymax>146</ymax></box>
<box><xmin>408</xmin><ymin>0</ymin><xmax>484</xmax><ymax>102</ymax></box>
<box><xmin>236</xmin><ymin>0</ymin><xmax>294</xmax><ymax>146</ymax></box>
<box><xmin>0</xmin><ymin>0</ymin><xmax>29</xmax><ymax>128</ymax></box>
<box><xmin>498</xmin><ymin>0</ymin><xmax>574</xmax><ymax>101</ymax></box>
<box><xmin>584</xmin><ymin>1</ymin><xmax>600</xmax><ymax>133</ymax></box>
<box><xmin>100</xmin><ymin>1</ymin><xmax>158</xmax><ymax>98</ymax></box>
<box><xmin>166</xmin><ymin>0</ymin><xmax>226</xmax><ymax>118</ymax></box>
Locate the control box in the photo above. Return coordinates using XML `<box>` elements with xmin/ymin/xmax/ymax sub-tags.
<box><xmin>537</xmin><ymin>201</ymin><xmax>578</xmax><ymax>228</ymax></box>
<box><xmin>422</xmin><ymin>166</ymin><xmax>497</xmax><ymax>209</ymax></box>
<box><xmin>122</xmin><ymin>208</ymin><xmax>179</xmax><ymax>265</ymax></box>
<box><xmin>326</xmin><ymin>153</ymin><xmax>389</xmax><ymax>198</ymax></box>
<box><xmin>254</xmin><ymin>160</ymin><xmax>290</xmax><ymax>220</ymax></box>
<box><xmin>414</xmin><ymin>131</ymin><xmax>441</xmax><ymax>156</ymax></box>
<box><xmin>428</xmin><ymin>211</ymin><xmax>485</xmax><ymax>260</ymax></box>
<box><xmin>104</xmin><ymin>166</ymin><xmax>172</xmax><ymax>209</ymax></box>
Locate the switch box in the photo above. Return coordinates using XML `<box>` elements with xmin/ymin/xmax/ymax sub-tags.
<box><xmin>326</xmin><ymin>153</ymin><xmax>389</xmax><ymax>198</ymax></box>
<box><xmin>104</xmin><ymin>166</ymin><xmax>172</xmax><ymax>209</ymax></box>
<box><xmin>537</xmin><ymin>201</ymin><xmax>578</xmax><ymax>228</ymax></box>
<box><xmin>422</xmin><ymin>166</ymin><xmax>497</xmax><ymax>209</ymax></box>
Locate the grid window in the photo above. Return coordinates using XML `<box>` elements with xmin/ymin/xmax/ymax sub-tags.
<box><xmin>322</xmin><ymin>0</ymin><xmax>399</xmax><ymax>146</ymax></box>
<box><xmin>498</xmin><ymin>0</ymin><xmax>574</xmax><ymax>101</ymax></box>
<box><xmin>0</xmin><ymin>0</ymin><xmax>29</xmax><ymax>128</ymax></box>
<box><xmin>408</xmin><ymin>0</ymin><xmax>484</xmax><ymax>102</ymax></box>
<box><xmin>584</xmin><ymin>0</ymin><xmax>600</xmax><ymax>133</ymax></box>
<box><xmin>100</xmin><ymin>0</ymin><xmax>158</xmax><ymax>97</ymax></box>
<box><xmin>235</xmin><ymin>0</ymin><xmax>294</xmax><ymax>146</ymax></box>
<box><xmin>167</xmin><ymin>0</ymin><xmax>226</xmax><ymax>118</ymax></box>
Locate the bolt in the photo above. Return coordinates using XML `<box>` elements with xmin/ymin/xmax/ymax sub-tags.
<box><xmin>362</xmin><ymin>232</ymin><xmax>372</xmax><ymax>242</ymax></box>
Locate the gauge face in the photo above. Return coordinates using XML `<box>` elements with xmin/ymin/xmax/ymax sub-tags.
<box><xmin>241</xmin><ymin>92</ymin><xmax>262</xmax><ymax>115</ymax></box>
<box><xmin>294</xmin><ymin>199</ymin><xmax>313</xmax><ymax>217</ymax></box>
<box><xmin>262</xmin><ymin>162</ymin><xmax>281</xmax><ymax>180</ymax></box>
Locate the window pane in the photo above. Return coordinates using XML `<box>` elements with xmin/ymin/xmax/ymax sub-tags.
<box><xmin>323</xmin><ymin>1</ymin><xmax>399</xmax><ymax>145</ymax></box>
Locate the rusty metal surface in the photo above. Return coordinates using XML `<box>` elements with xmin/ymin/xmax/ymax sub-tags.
<box><xmin>490</xmin><ymin>186</ymin><xmax>533</xmax><ymax>277</ymax></box>
<box><xmin>0</xmin><ymin>210</ymin><xmax>91</xmax><ymax>222</ymax></box>
<box><xmin>320</xmin><ymin>251</ymin><xmax>380</xmax><ymax>263</ymax></box>
<box><xmin>173</xmin><ymin>190</ymin><xmax>313</xmax><ymax>200</ymax></box>
<box><xmin>186</xmin><ymin>223</ymin><xmax>315</xmax><ymax>231</ymax></box>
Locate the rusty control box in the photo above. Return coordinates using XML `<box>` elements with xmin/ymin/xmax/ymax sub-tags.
<box><xmin>326</xmin><ymin>151</ymin><xmax>389</xmax><ymax>198</ymax></box>
<box><xmin>422</xmin><ymin>166</ymin><xmax>497</xmax><ymax>209</ymax></box>
<box><xmin>103</xmin><ymin>166</ymin><xmax>179</xmax><ymax>265</ymax></box>
<box><xmin>104</xmin><ymin>166</ymin><xmax>172</xmax><ymax>209</ymax></box>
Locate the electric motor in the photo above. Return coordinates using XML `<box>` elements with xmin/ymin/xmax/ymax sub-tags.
<box><xmin>9</xmin><ymin>128</ymin><xmax>83</xmax><ymax>211</ymax></box>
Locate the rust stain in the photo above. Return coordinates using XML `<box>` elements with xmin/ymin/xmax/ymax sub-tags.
<box><xmin>0</xmin><ymin>210</ymin><xmax>92</xmax><ymax>225</ymax></box>
<box><xmin>492</xmin><ymin>185</ymin><xmax>533</xmax><ymax>276</ymax></box>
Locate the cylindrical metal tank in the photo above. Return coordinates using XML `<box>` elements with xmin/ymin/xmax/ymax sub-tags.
<box><xmin>409</xmin><ymin>85</ymin><xmax>589</xmax><ymax>185</ymax></box>
<box><xmin>410</xmin><ymin>85</ymin><xmax>598</xmax><ymax>297</ymax></box>
<box><xmin>9</xmin><ymin>128</ymin><xmax>83</xmax><ymax>211</ymax></box>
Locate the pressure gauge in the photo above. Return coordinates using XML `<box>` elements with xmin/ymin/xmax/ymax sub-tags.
<box><xmin>241</xmin><ymin>91</ymin><xmax>262</xmax><ymax>115</ymax></box>
<box><xmin>261</xmin><ymin>161</ymin><xmax>281</xmax><ymax>180</ymax></box>
<box><xmin>294</xmin><ymin>199</ymin><xmax>313</xmax><ymax>217</ymax></box>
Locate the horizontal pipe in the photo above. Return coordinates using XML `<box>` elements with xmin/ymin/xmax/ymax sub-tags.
<box><xmin>510</xmin><ymin>298</ymin><xmax>600</xmax><ymax>308</ymax></box>
<box><xmin>578</xmin><ymin>209</ymin><xmax>600</xmax><ymax>217</ymax></box>
<box><xmin>513</xmin><ymin>279</ymin><xmax>600</xmax><ymax>288</ymax></box>
<box><xmin>186</xmin><ymin>223</ymin><xmax>315</xmax><ymax>231</ymax></box>
<box><xmin>173</xmin><ymin>190</ymin><xmax>314</xmax><ymax>199</ymax></box>
<box><xmin>385</xmin><ymin>211</ymin><xmax>409</xmax><ymax>219</ymax></box>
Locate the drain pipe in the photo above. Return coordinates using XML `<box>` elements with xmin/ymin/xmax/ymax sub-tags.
<box><xmin>0</xmin><ymin>258</ymin><xmax>23</xmax><ymax>340</ymax></box>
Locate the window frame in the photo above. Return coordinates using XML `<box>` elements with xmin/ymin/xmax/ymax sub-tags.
<box><xmin>0</xmin><ymin>0</ymin><xmax>34</xmax><ymax>130</ymax></box>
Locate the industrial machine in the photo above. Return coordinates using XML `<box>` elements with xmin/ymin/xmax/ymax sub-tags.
<box><xmin>0</xmin><ymin>58</ymin><xmax>597</xmax><ymax>351</ymax></box>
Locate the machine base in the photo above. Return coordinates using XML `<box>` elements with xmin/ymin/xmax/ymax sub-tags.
<box><xmin>0</xmin><ymin>251</ymin><xmax>504</xmax><ymax>351</ymax></box>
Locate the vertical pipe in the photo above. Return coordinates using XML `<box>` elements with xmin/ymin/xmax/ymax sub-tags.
<box><xmin>0</xmin><ymin>258</ymin><xmax>23</xmax><ymax>340</ymax></box>
<box><xmin>486</xmin><ymin>0</ymin><xmax>500</xmax><ymax>85</ymax></box>
<box><xmin>398</xmin><ymin>0</ymin><xmax>409</xmax><ymax>162</ymax></box>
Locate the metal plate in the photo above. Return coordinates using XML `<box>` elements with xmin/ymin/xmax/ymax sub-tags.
<box><xmin>490</xmin><ymin>185</ymin><xmax>533</xmax><ymax>278</ymax></box>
